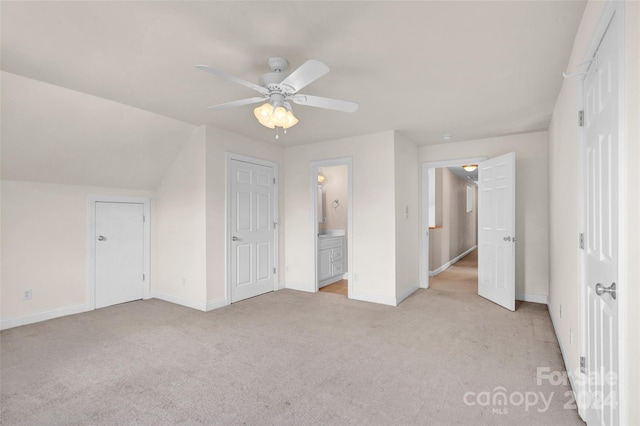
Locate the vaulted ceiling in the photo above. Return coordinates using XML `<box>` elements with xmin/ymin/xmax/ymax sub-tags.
<box><xmin>2</xmin><ymin>1</ymin><xmax>586</xmax><ymax>149</ymax></box>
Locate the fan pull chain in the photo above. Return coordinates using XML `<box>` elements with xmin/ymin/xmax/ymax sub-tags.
<box><xmin>275</xmin><ymin>128</ymin><xmax>279</xmax><ymax>140</ymax></box>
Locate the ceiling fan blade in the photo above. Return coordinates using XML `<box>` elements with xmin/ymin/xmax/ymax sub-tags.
<box><xmin>207</xmin><ymin>97</ymin><xmax>267</xmax><ymax>111</ymax></box>
<box><xmin>290</xmin><ymin>94</ymin><xmax>358</xmax><ymax>113</ymax></box>
<box><xmin>195</xmin><ymin>65</ymin><xmax>269</xmax><ymax>95</ymax></box>
<box><xmin>280</xmin><ymin>60</ymin><xmax>329</xmax><ymax>93</ymax></box>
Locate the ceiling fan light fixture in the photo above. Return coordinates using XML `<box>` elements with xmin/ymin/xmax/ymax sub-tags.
<box><xmin>254</xmin><ymin>102</ymin><xmax>298</xmax><ymax>129</ymax></box>
<box><xmin>462</xmin><ymin>164</ymin><xmax>478</xmax><ymax>172</ymax></box>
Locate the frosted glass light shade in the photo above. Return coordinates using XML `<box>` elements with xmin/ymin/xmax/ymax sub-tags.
<box><xmin>253</xmin><ymin>103</ymin><xmax>298</xmax><ymax>129</ymax></box>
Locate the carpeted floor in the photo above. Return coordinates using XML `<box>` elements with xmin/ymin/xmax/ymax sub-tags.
<box><xmin>1</xmin><ymin>251</ymin><xmax>583</xmax><ymax>425</ymax></box>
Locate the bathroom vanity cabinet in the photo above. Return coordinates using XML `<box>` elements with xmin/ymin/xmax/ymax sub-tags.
<box><xmin>318</xmin><ymin>235</ymin><xmax>345</xmax><ymax>287</ymax></box>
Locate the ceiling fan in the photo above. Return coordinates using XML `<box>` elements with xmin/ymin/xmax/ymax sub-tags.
<box><xmin>195</xmin><ymin>57</ymin><xmax>358</xmax><ymax>133</ymax></box>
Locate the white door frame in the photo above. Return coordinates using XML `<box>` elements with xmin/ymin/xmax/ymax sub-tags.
<box><xmin>310</xmin><ymin>158</ymin><xmax>353</xmax><ymax>295</ymax></box>
<box><xmin>87</xmin><ymin>195</ymin><xmax>151</xmax><ymax>310</ymax></box>
<box><xmin>420</xmin><ymin>157</ymin><xmax>486</xmax><ymax>289</ymax></box>
<box><xmin>577</xmin><ymin>1</ymin><xmax>627</xmax><ymax>422</ymax></box>
<box><xmin>226</xmin><ymin>153</ymin><xmax>279</xmax><ymax>304</ymax></box>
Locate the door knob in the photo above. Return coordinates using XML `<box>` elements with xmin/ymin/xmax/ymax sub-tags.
<box><xmin>595</xmin><ymin>282</ymin><xmax>616</xmax><ymax>300</ymax></box>
<box><xmin>97</xmin><ymin>235</ymin><xmax>106</xmax><ymax>241</ymax></box>
<box><xmin>232</xmin><ymin>236</ymin><xmax>238</xmax><ymax>241</ymax></box>
<box><xmin>503</xmin><ymin>236</ymin><xmax>511</xmax><ymax>242</ymax></box>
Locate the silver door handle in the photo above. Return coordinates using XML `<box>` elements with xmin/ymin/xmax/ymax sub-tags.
<box><xmin>232</xmin><ymin>236</ymin><xmax>238</xmax><ymax>241</ymax></box>
<box><xmin>98</xmin><ymin>235</ymin><xmax>106</xmax><ymax>241</ymax></box>
<box><xmin>595</xmin><ymin>282</ymin><xmax>616</xmax><ymax>300</ymax></box>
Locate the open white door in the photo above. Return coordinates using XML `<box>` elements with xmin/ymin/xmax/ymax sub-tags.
<box><xmin>581</xmin><ymin>9</ymin><xmax>619</xmax><ymax>424</ymax></box>
<box><xmin>477</xmin><ymin>152</ymin><xmax>515</xmax><ymax>311</ymax></box>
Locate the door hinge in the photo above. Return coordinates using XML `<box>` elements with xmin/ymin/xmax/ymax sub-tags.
<box><xmin>143</xmin><ymin>273</ymin><xmax>146</xmax><ymax>281</ymax></box>
<box><xmin>274</xmin><ymin>221</ymin><xmax>277</xmax><ymax>228</ymax></box>
<box><xmin>578</xmin><ymin>110</ymin><xmax>584</xmax><ymax>127</ymax></box>
<box><xmin>143</xmin><ymin>215</ymin><xmax>146</xmax><ymax>223</ymax></box>
<box><xmin>273</xmin><ymin>267</ymin><xmax>276</xmax><ymax>274</ymax></box>
<box><xmin>579</xmin><ymin>233</ymin><xmax>585</xmax><ymax>250</ymax></box>
<box><xmin>580</xmin><ymin>356</ymin><xmax>586</xmax><ymax>374</ymax></box>
<box><xmin>273</xmin><ymin>177</ymin><xmax>276</xmax><ymax>185</ymax></box>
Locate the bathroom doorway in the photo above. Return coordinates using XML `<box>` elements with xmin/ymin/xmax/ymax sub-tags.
<box><xmin>311</xmin><ymin>158</ymin><xmax>353</xmax><ymax>298</ymax></box>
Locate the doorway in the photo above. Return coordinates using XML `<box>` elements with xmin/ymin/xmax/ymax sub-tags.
<box><xmin>87</xmin><ymin>196</ymin><xmax>150</xmax><ymax>310</ymax></box>
<box><xmin>422</xmin><ymin>153</ymin><xmax>516</xmax><ymax>311</ymax></box>
<box><xmin>311</xmin><ymin>158</ymin><xmax>353</xmax><ymax>298</ymax></box>
<box><xmin>427</xmin><ymin>166</ymin><xmax>479</xmax><ymax>279</ymax></box>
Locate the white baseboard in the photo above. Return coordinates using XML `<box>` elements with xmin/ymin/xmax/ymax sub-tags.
<box><xmin>429</xmin><ymin>245</ymin><xmax>477</xmax><ymax>276</ymax></box>
<box><xmin>1</xmin><ymin>303</ymin><xmax>87</xmax><ymax>330</ymax></box>
<box><xmin>547</xmin><ymin>303</ymin><xmax>582</xmax><ymax>417</ymax></box>
<box><xmin>516</xmin><ymin>292</ymin><xmax>549</xmax><ymax>304</ymax></box>
<box><xmin>150</xmin><ymin>291</ymin><xmax>207</xmax><ymax>312</ymax></box>
<box><xmin>396</xmin><ymin>283</ymin><xmax>420</xmax><ymax>305</ymax></box>
<box><xmin>342</xmin><ymin>273</ymin><xmax>348</xmax><ymax>280</ymax></box>
<box><xmin>349</xmin><ymin>290</ymin><xmax>396</xmax><ymax>306</ymax></box>
<box><xmin>284</xmin><ymin>282</ymin><xmax>314</xmax><ymax>292</ymax></box>
<box><xmin>206</xmin><ymin>297</ymin><xmax>228</xmax><ymax>311</ymax></box>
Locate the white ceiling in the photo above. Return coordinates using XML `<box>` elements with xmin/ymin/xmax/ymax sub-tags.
<box><xmin>1</xmin><ymin>1</ymin><xmax>586</xmax><ymax>147</ymax></box>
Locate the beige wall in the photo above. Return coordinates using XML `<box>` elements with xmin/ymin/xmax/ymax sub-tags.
<box><xmin>549</xmin><ymin>1</ymin><xmax>640</xmax><ymax>423</ymax></box>
<box><xmin>1</xmin><ymin>180</ymin><xmax>153</xmax><ymax>323</ymax></box>
<box><xmin>429</xmin><ymin>168</ymin><xmax>477</xmax><ymax>272</ymax></box>
<box><xmin>319</xmin><ymin>165</ymin><xmax>348</xmax><ymax>232</ymax></box>
<box><xmin>419</xmin><ymin>131</ymin><xmax>549</xmax><ymax>299</ymax></box>
<box><xmin>205</xmin><ymin>126</ymin><xmax>284</xmax><ymax>304</ymax></box>
<box><xmin>283</xmin><ymin>131</ymin><xmax>397</xmax><ymax>303</ymax></box>
<box><xmin>394</xmin><ymin>132</ymin><xmax>420</xmax><ymax>299</ymax></box>
<box><xmin>154</xmin><ymin>127</ymin><xmax>207</xmax><ymax>306</ymax></box>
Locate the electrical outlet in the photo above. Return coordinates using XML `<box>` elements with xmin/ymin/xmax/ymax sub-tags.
<box><xmin>182</xmin><ymin>277</ymin><xmax>186</xmax><ymax>287</ymax></box>
<box><xmin>569</xmin><ymin>328</ymin><xmax>573</xmax><ymax>345</ymax></box>
<box><xmin>559</xmin><ymin>304</ymin><xmax>562</xmax><ymax>319</ymax></box>
<box><xmin>23</xmin><ymin>289</ymin><xmax>32</xmax><ymax>300</ymax></box>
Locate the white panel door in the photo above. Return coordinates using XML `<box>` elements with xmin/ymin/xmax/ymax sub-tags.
<box><xmin>477</xmin><ymin>152</ymin><xmax>515</xmax><ymax>311</ymax></box>
<box><xmin>583</xmin><ymin>13</ymin><xmax>619</xmax><ymax>425</ymax></box>
<box><xmin>95</xmin><ymin>202</ymin><xmax>144</xmax><ymax>309</ymax></box>
<box><xmin>230</xmin><ymin>159</ymin><xmax>275</xmax><ymax>302</ymax></box>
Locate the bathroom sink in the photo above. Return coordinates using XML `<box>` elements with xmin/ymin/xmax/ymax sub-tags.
<box><xmin>318</xmin><ymin>229</ymin><xmax>345</xmax><ymax>237</ymax></box>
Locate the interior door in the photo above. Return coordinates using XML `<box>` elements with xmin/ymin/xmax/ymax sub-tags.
<box><xmin>230</xmin><ymin>159</ymin><xmax>276</xmax><ymax>303</ymax></box>
<box><xmin>477</xmin><ymin>152</ymin><xmax>515</xmax><ymax>311</ymax></box>
<box><xmin>582</xmin><ymin>13</ymin><xmax>619</xmax><ymax>425</ymax></box>
<box><xmin>95</xmin><ymin>202</ymin><xmax>145</xmax><ymax>308</ymax></box>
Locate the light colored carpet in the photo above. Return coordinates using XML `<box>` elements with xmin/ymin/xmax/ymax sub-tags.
<box><xmin>1</xmin><ymin>253</ymin><xmax>583</xmax><ymax>425</ymax></box>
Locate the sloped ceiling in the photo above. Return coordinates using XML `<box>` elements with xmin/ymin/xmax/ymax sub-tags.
<box><xmin>1</xmin><ymin>1</ymin><xmax>585</xmax><ymax>187</ymax></box>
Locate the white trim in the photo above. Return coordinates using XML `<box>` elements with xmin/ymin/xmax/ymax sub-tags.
<box><xmin>1</xmin><ymin>304</ymin><xmax>87</xmax><ymax>330</ymax></box>
<box><xmin>516</xmin><ymin>293</ymin><xmax>548</xmax><ymax>305</ymax></box>
<box><xmin>429</xmin><ymin>245</ymin><xmax>477</xmax><ymax>276</ymax></box>
<box><xmin>225</xmin><ymin>153</ymin><xmax>279</xmax><ymax>304</ymax></box>
<box><xmin>576</xmin><ymin>2</ymin><xmax>626</xmax><ymax>423</ymax></box>
<box><xmin>349</xmin><ymin>290</ymin><xmax>396</xmax><ymax>307</ymax></box>
<box><xmin>396</xmin><ymin>283</ymin><xmax>420</xmax><ymax>305</ymax></box>
<box><xmin>206</xmin><ymin>297</ymin><xmax>228</xmax><ymax>312</ymax></box>
<box><xmin>310</xmin><ymin>158</ymin><xmax>354</xmax><ymax>299</ymax></box>
<box><xmin>86</xmin><ymin>195</ymin><xmax>151</xmax><ymax>311</ymax></box>
<box><xmin>150</xmin><ymin>291</ymin><xmax>207</xmax><ymax>312</ymax></box>
<box><xmin>420</xmin><ymin>157</ymin><xmax>487</xmax><ymax>289</ymax></box>
<box><xmin>548</xmin><ymin>303</ymin><xmax>580</xmax><ymax>412</ymax></box>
